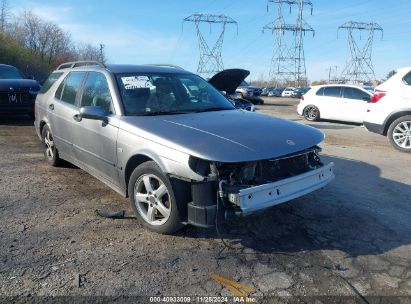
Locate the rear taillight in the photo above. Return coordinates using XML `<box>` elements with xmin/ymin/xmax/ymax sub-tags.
<box><xmin>371</xmin><ymin>90</ymin><xmax>386</xmax><ymax>103</ymax></box>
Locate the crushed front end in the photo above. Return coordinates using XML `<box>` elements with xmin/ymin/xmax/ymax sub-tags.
<box><xmin>186</xmin><ymin>146</ymin><xmax>334</xmax><ymax>228</ymax></box>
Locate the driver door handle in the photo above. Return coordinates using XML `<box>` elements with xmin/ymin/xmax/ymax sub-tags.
<box><xmin>49</xmin><ymin>104</ymin><xmax>54</xmax><ymax>110</ymax></box>
<box><xmin>73</xmin><ymin>114</ymin><xmax>82</xmax><ymax>122</ymax></box>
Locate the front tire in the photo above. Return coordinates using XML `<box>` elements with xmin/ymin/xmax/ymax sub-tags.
<box><xmin>41</xmin><ymin>125</ymin><xmax>60</xmax><ymax>166</ymax></box>
<box><xmin>128</xmin><ymin>161</ymin><xmax>184</xmax><ymax>234</ymax></box>
<box><xmin>387</xmin><ymin>115</ymin><xmax>411</xmax><ymax>153</ymax></box>
<box><xmin>303</xmin><ymin>105</ymin><xmax>320</xmax><ymax>121</ymax></box>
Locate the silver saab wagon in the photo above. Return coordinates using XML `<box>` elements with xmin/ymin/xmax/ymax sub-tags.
<box><xmin>34</xmin><ymin>61</ymin><xmax>334</xmax><ymax>234</ymax></box>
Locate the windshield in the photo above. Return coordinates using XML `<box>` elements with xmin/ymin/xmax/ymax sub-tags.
<box><xmin>116</xmin><ymin>73</ymin><xmax>235</xmax><ymax>116</ymax></box>
<box><xmin>0</xmin><ymin>65</ymin><xmax>24</xmax><ymax>80</ymax></box>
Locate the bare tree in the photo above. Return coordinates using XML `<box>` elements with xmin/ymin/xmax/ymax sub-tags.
<box><xmin>76</xmin><ymin>42</ymin><xmax>102</xmax><ymax>61</ymax></box>
<box><xmin>0</xmin><ymin>0</ymin><xmax>10</xmax><ymax>32</ymax></box>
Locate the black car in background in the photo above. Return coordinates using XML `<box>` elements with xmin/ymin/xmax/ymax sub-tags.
<box><xmin>0</xmin><ymin>64</ymin><xmax>41</xmax><ymax>118</ymax></box>
<box><xmin>291</xmin><ymin>87</ymin><xmax>310</xmax><ymax>98</ymax></box>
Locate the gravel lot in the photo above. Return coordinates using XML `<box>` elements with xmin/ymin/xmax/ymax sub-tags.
<box><xmin>0</xmin><ymin>97</ymin><xmax>410</xmax><ymax>302</ymax></box>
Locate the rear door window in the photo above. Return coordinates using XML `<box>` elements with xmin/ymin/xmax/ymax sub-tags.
<box><xmin>343</xmin><ymin>87</ymin><xmax>370</xmax><ymax>100</ymax></box>
<box><xmin>323</xmin><ymin>87</ymin><xmax>342</xmax><ymax>98</ymax></box>
<box><xmin>55</xmin><ymin>72</ymin><xmax>86</xmax><ymax>105</ymax></box>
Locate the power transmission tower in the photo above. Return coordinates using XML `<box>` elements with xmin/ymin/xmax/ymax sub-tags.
<box><xmin>183</xmin><ymin>13</ymin><xmax>237</xmax><ymax>78</ymax></box>
<box><xmin>338</xmin><ymin>21</ymin><xmax>383</xmax><ymax>84</ymax></box>
<box><xmin>263</xmin><ymin>0</ymin><xmax>314</xmax><ymax>87</ymax></box>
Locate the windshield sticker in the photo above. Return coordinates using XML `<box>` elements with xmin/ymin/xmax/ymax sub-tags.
<box><xmin>121</xmin><ymin>76</ymin><xmax>153</xmax><ymax>89</ymax></box>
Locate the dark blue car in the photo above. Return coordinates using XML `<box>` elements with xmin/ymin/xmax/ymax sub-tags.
<box><xmin>0</xmin><ymin>64</ymin><xmax>40</xmax><ymax>118</ymax></box>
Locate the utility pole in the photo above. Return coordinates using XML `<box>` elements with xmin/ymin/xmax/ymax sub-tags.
<box><xmin>338</xmin><ymin>21</ymin><xmax>383</xmax><ymax>84</ymax></box>
<box><xmin>183</xmin><ymin>13</ymin><xmax>237</xmax><ymax>79</ymax></box>
<box><xmin>263</xmin><ymin>0</ymin><xmax>314</xmax><ymax>87</ymax></box>
<box><xmin>328</xmin><ymin>65</ymin><xmax>338</xmax><ymax>83</ymax></box>
<box><xmin>99</xmin><ymin>43</ymin><xmax>105</xmax><ymax>64</ymax></box>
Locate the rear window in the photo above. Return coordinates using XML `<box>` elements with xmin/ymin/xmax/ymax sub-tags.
<box><xmin>403</xmin><ymin>72</ymin><xmax>411</xmax><ymax>85</ymax></box>
<box><xmin>39</xmin><ymin>72</ymin><xmax>63</xmax><ymax>94</ymax></box>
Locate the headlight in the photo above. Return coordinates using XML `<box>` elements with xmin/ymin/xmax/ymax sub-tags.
<box><xmin>188</xmin><ymin>156</ymin><xmax>211</xmax><ymax>176</ymax></box>
<box><xmin>29</xmin><ymin>88</ymin><xmax>40</xmax><ymax>95</ymax></box>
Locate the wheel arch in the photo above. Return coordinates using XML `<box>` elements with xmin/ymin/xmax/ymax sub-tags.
<box><xmin>39</xmin><ymin>120</ymin><xmax>47</xmax><ymax>135</ymax></box>
<box><xmin>124</xmin><ymin>154</ymin><xmax>156</xmax><ymax>197</ymax></box>
<box><xmin>383</xmin><ymin>110</ymin><xmax>411</xmax><ymax>135</ymax></box>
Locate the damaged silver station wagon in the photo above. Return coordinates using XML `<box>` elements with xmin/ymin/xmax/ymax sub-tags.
<box><xmin>35</xmin><ymin>61</ymin><xmax>334</xmax><ymax>234</ymax></box>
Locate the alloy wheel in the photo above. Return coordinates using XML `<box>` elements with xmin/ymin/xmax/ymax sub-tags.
<box><xmin>392</xmin><ymin>121</ymin><xmax>411</xmax><ymax>149</ymax></box>
<box><xmin>304</xmin><ymin>106</ymin><xmax>318</xmax><ymax>120</ymax></box>
<box><xmin>44</xmin><ymin>130</ymin><xmax>55</xmax><ymax>160</ymax></box>
<box><xmin>134</xmin><ymin>174</ymin><xmax>171</xmax><ymax>226</ymax></box>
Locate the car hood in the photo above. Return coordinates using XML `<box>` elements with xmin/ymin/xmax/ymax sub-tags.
<box><xmin>208</xmin><ymin>69</ymin><xmax>250</xmax><ymax>95</ymax></box>
<box><xmin>0</xmin><ymin>79</ymin><xmax>40</xmax><ymax>93</ymax></box>
<box><xmin>121</xmin><ymin>110</ymin><xmax>324</xmax><ymax>163</ymax></box>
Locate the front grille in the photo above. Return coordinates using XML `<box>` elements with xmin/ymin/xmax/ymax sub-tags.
<box><xmin>0</xmin><ymin>92</ymin><xmax>35</xmax><ymax>105</ymax></box>
<box><xmin>217</xmin><ymin>148</ymin><xmax>323</xmax><ymax>186</ymax></box>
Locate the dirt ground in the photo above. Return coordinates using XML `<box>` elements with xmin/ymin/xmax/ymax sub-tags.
<box><xmin>0</xmin><ymin>97</ymin><xmax>410</xmax><ymax>303</ymax></box>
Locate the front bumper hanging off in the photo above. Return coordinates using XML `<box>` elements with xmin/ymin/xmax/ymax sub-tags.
<box><xmin>228</xmin><ymin>162</ymin><xmax>335</xmax><ymax>214</ymax></box>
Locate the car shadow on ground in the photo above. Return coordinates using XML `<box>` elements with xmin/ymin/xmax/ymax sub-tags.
<box><xmin>307</xmin><ymin>119</ymin><xmax>362</xmax><ymax>129</ymax></box>
<box><xmin>0</xmin><ymin>115</ymin><xmax>33</xmax><ymax>126</ymax></box>
<box><xmin>180</xmin><ymin>155</ymin><xmax>411</xmax><ymax>258</ymax></box>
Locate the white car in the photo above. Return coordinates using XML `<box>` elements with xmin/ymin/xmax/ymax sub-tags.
<box><xmin>364</xmin><ymin>67</ymin><xmax>411</xmax><ymax>152</ymax></box>
<box><xmin>297</xmin><ymin>84</ymin><xmax>372</xmax><ymax>123</ymax></box>
<box><xmin>281</xmin><ymin>87</ymin><xmax>295</xmax><ymax>97</ymax></box>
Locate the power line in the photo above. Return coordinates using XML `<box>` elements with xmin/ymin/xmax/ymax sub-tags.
<box><xmin>338</xmin><ymin>21</ymin><xmax>383</xmax><ymax>84</ymax></box>
<box><xmin>183</xmin><ymin>13</ymin><xmax>238</xmax><ymax>78</ymax></box>
<box><xmin>263</xmin><ymin>0</ymin><xmax>315</xmax><ymax>87</ymax></box>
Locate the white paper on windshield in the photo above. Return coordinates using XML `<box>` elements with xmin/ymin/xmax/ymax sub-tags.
<box><xmin>121</xmin><ymin>76</ymin><xmax>153</xmax><ymax>89</ymax></box>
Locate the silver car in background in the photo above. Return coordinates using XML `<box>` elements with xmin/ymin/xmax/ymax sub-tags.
<box><xmin>35</xmin><ymin>61</ymin><xmax>334</xmax><ymax>234</ymax></box>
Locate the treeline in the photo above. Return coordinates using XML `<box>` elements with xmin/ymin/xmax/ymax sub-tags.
<box><xmin>0</xmin><ymin>0</ymin><xmax>105</xmax><ymax>82</ymax></box>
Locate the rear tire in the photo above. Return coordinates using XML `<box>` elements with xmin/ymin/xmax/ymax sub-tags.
<box><xmin>128</xmin><ymin>161</ymin><xmax>185</xmax><ymax>234</ymax></box>
<box><xmin>387</xmin><ymin>115</ymin><xmax>411</xmax><ymax>153</ymax></box>
<box><xmin>41</xmin><ymin>125</ymin><xmax>60</xmax><ymax>166</ymax></box>
<box><xmin>303</xmin><ymin>105</ymin><xmax>320</xmax><ymax>121</ymax></box>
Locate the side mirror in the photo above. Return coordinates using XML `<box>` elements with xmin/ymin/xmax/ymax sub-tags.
<box><xmin>75</xmin><ymin>106</ymin><xmax>109</xmax><ymax>122</ymax></box>
<box><xmin>220</xmin><ymin>90</ymin><xmax>227</xmax><ymax>96</ymax></box>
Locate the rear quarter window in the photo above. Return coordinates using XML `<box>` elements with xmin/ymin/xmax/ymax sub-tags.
<box><xmin>403</xmin><ymin>72</ymin><xmax>411</xmax><ymax>85</ymax></box>
<box><xmin>316</xmin><ymin>87</ymin><xmax>325</xmax><ymax>96</ymax></box>
<box><xmin>39</xmin><ymin>72</ymin><xmax>63</xmax><ymax>94</ymax></box>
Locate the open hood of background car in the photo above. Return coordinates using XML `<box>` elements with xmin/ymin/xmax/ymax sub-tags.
<box><xmin>208</xmin><ymin>69</ymin><xmax>250</xmax><ymax>95</ymax></box>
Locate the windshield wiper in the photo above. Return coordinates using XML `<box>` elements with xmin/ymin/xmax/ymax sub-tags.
<box><xmin>194</xmin><ymin>107</ymin><xmax>233</xmax><ymax>113</ymax></box>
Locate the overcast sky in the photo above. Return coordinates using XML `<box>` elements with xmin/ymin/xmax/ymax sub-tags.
<box><xmin>10</xmin><ymin>0</ymin><xmax>411</xmax><ymax>81</ymax></box>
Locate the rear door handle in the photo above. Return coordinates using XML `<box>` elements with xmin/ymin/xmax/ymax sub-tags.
<box><xmin>49</xmin><ymin>104</ymin><xmax>54</xmax><ymax>110</ymax></box>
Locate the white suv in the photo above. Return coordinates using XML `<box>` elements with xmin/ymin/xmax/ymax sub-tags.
<box><xmin>364</xmin><ymin>67</ymin><xmax>411</xmax><ymax>152</ymax></box>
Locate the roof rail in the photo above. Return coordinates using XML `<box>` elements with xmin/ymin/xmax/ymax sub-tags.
<box><xmin>56</xmin><ymin>61</ymin><xmax>105</xmax><ymax>70</ymax></box>
<box><xmin>144</xmin><ymin>64</ymin><xmax>184</xmax><ymax>70</ymax></box>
